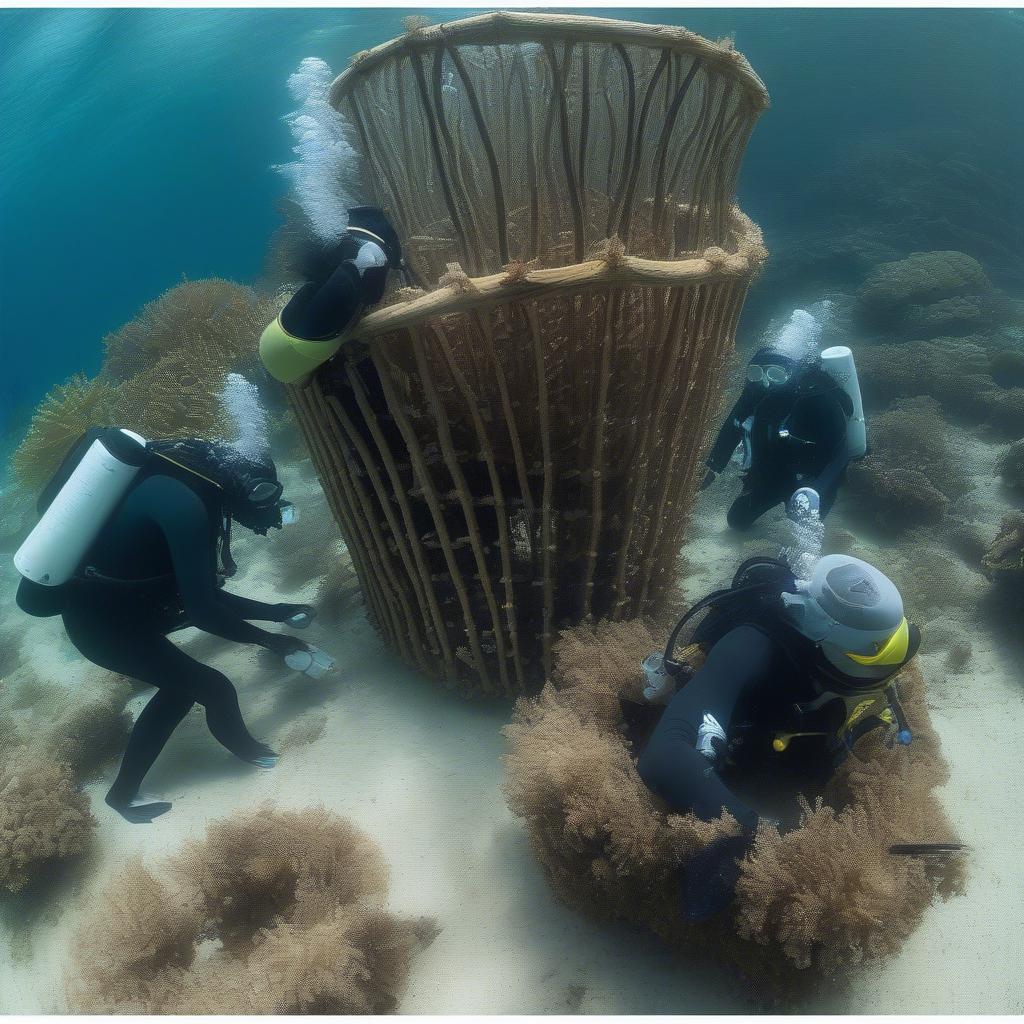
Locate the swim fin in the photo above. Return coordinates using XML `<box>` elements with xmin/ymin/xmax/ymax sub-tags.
<box><xmin>105</xmin><ymin>792</ymin><xmax>173</xmax><ymax>824</ymax></box>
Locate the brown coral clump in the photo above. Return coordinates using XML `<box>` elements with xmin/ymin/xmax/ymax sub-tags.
<box><xmin>0</xmin><ymin>751</ymin><xmax>95</xmax><ymax>894</ymax></box>
<box><xmin>69</xmin><ymin>805</ymin><xmax>430</xmax><ymax>1014</ymax></box>
<box><xmin>504</xmin><ymin>618</ymin><xmax>965</xmax><ymax>1002</ymax></box>
<box><xmin>10</xmin><ymin>374</ymin><xmax>117</xmax><ymax>491</ymax></box>
<box><xmin>112</xmin><ymin>348</ymin><xmax>232</xmax><ymax>443</ymax></box>
<box><xmin>170</xmin><ymin>805</ymin><xmax>390</xmax><ymax>947</ymax></box>
<box><xmin>11</xmin><ymin>317</ymin><xmax>238</xmax><ymax>494</ymax></box>
<box><xmin>47</xmin><ymin>682</ymin><xmax>134</xmax><ymax>781</ymax></box>
<box><xmin>102</xmin><ymin>278</ymin><xmax>277</xmax><ymax>381</ymax></box>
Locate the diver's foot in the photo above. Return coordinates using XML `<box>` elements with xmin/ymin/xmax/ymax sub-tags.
<box><xmin>105</xmin><ymin>791</ymin><xmax>173</xmax><ymax>824</ymax></box>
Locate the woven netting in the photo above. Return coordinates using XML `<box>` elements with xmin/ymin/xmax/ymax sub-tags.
<box><xmin>289</xmin><ymin>13</ymin><xmax>770</xmax><ymax>695</ymax></box>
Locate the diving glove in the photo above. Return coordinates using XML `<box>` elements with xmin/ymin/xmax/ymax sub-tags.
<box><xmin>641</xmin><ymin>652</ymin><xmax>675</xmax><ymax>705</ymax></box>
<box><xmin>285</xmin><ymin>644</ymin><xmax>336</xmax><ymax>679</ymax></box>
<box><xmin>283</xmin><ymin>604</ymin><xmax>316</xmax><ymax>629</ymax></box>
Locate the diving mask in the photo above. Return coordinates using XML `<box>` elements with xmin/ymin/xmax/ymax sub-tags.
<box><xmin>746</xmin><ymin>363</ymin><xmax>790</xmax><ymax>386</ymax></box>
<box><xmin>247</xmin><ymin>479</ymin><xmax>284</xmax><ymax>509</ymax></box>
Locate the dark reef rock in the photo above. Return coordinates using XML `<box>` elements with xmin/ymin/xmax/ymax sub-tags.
<box><xmin>981</xmin><ymin>512</ymin><xmax>1024</xmax><ymax>584</ymax></box>
<box><xmin>988</xmin><ymin>347</ymin><xmax>1024</xmax><ymax>390</ymax></box>
<box><xmin>998</xmin><ymin>439</ymin><xmax>1024</xmax><ymax>492</ymax></box>
<box><xmin>845</xmin><ymin>396</ymin><xmax>971</xmax><ymax>535</ymax></box>
<box><xmin>855</xmin><ymin>251</ymin><xmax>998</xmax><ymax>338</ymax></box>
<box><xmin>854</xmin><ymin>334</ymin><xmax>1024</xmax><ymax>438</ymax></box>
<box><xmin>752</xmin><ymin>138</ymin><xmax>1024</xmax><ymax>329</ymax></box>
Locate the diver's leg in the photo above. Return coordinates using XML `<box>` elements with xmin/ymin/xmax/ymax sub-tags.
<box><xmin>149</xmin><ymin>639</ymin><xmax>275</xmax><ymax>765</ymax></box>
<box><xmin>62</xmin><ymin>606</ymin><xmax>185</xmax><ymax>821</ymax></box>
<box><xmin>726</xmin><ymin>486</ymin><xmax>782</xmax><ymax>530</ymax></box>
<box><xmin>282</xmin><ymin>263</ymin><xmax>361</xmax><ymax>340</ymax></box>
<box><xmin>818</xmin><ymin>482</ymin><xmax>840</xmax><ymax>519</ymax></box>
<box><xmin>105</xmin><ymin>689</ymin><xmax>193</xmax><ymax>822</ymax></box>
<box><xmin>638</xmin><ymin>716</ymin><xmax>759</xmax><ymax>829</ymax></box>
<box><xmin>64</xmin><ymin>606</ymin><xmax>274</xmax><ymax>820</ymax></box>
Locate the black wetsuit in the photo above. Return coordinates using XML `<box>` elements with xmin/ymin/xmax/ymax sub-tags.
<box><xmin>638</xmin><ymin>600</ymin><xmax>918</xmax><ymax>826</ymax></box>
<box><xmin>41</xmin><ymin>473</ymin><xmax>300</xmax><ymax>805</ymax></box>
<box><xmin>282</xmin><ymin>231</ymin><xmax>391</xmax><ymax>342</ymax></box>
<box><xmin>707</xmin><ymin>367</ymin><xmax>853</xmax><ymax>529</ymax></box>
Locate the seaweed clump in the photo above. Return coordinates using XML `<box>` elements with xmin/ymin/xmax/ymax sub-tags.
<box><xmin>845</xmin><ymin>396</ymin><xmax>971</xmax><ymax>534</ymax></box>
<box><xmin>69</xmin><ymin>805</ymin><xmax>434</xmax><ymax>1014</ymax></box>
<box><xmin>47</xmin><ymin>681</ymin><xmax>134</xmax><ymax>781</ymax></box>
<box><xmin>504</xmin><ymin>619</ymin><xmax>965</xmax><ymax>1003</ymax></box>
<box><xmin>0</xmin><ymin>752</ymin><xmax>95</xmax><ymax>894</ymax></box>
<box><xmin>0</xmin><ymin>671</ymin><xmax>133</xmax><ymax>894</ymax></box>
<box><xmin>10</xmin><ymin>374</ymin><xmax>118</xmax><ymax>492</ymax></box>
<box><xmin>10</xmin><ymin>277</ymin><xmax>274</xmax><ymax>491</ymax></box>
<box><xmin>101</xmin><ymin>278</ymin><xmax>276</xmax><ymax>381</ymax></box>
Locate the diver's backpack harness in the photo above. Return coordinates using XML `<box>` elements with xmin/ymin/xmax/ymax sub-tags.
<box><xmin>652</xmin><ymin>556</ymin><xmax>915</xmax><ymax>758</ymax></box>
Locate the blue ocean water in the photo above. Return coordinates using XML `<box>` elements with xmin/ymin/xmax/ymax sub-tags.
<box><xmin>1</xmin><ymin>7</ymin><xmax>1022</xmax><ymax>434</ymax></box>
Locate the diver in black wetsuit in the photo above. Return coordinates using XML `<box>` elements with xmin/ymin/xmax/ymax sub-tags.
<box><xmin>259</xmin><ymin>206</ymin><xmax>405</xmax><ymax>384</ymax></box>
<box><xmin>701</xmin><ymin>310</ymin><xmax>865</xmax><ymax>530</ymax></box>
<box><xmin>635</xmin><ymin>554</ymin><xmax>919</xmax><ymax>918</ymax></box>
<box><xmin>17</xmin><ymin>436</ymin><xmax>317</xmax><ymax>824</ymax></box>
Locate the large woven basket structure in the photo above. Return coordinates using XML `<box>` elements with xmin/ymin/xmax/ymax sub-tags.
<box><xmin>288</xmin><ymin>12</ymin><xmax>770</xmax><ymax>695</ymax></box>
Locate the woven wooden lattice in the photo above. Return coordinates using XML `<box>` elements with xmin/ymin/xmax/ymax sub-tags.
<box><xmin>288</xmin><ymin>12</ymin><xmax>769</xmax><ymax>695</ymax></box>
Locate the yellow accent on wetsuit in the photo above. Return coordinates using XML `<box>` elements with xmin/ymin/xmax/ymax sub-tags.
<box><xmin>259</xmin><ymin>316</ymin><xmax>347</xmax><ymax>385</ymax></box>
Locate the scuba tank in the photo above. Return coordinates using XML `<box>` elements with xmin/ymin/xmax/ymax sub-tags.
<box><xmin>820</xmin><ymin>345</ymin><xmax>867</xmax><ymax>459</ymax></box>
<box><xmin>15</xmin><ymin>428</ymin><xmax>148</xmax><ymax>588</ymax></box>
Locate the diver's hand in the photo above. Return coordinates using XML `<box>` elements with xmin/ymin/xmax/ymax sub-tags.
<box><xmin>700</xmin><ymin>468</ymin><xmax>718</xmax><ymax>491</ymax></box>
<box><xmin>277</xmin><ymin>603</ymin><xmax>317</xmax><ymax>629</ymax></box>
<box><xmin>786</xmin><ymin>486</ymin><xmax>820</xmax><ymax>520</ymax></box>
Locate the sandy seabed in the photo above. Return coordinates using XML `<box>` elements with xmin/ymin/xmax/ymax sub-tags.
<box><xmin>1</xmin><ymin>447</ymin><xmax>1022</xmax><ymax>1015</ymax></box>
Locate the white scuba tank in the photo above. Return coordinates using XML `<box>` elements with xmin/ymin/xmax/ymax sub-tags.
<box><xmin>15</xmin><ymin>429</ymin><xmax>149</xmax><ymax>587</ymax></box>
<box><xmin>820</xmin><ymin>346</ymin><xmax>867</xmax><ymax>458</ymax></box>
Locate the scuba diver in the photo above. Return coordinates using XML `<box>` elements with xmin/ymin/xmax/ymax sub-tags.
<box><xmin>259</xmin><ymin>205</ymin><xmax>405</xmax><ymax>384</ymax></box>
<box><xmin>701</xmin><ymin>308</ymin><xmax>867</xmax><ymax>529</ymax></box>
<box><xmin>634</xmin><ymin>553</ymin><xmax>919</xmax><ymax>919</ymax></box>
<box><xmin>15</xmin><ymin>428</ymin><xmax>330</xmax><ymax>824</ymax></box>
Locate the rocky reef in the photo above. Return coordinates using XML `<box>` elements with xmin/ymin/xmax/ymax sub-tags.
<box><xmin>855</xmin><ymin>251</ymin><xmax>1001</xmax><ymax>339</ymax></box>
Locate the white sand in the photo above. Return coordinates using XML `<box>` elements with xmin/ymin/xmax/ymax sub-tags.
<box><xmin>1</xmin><ymin>443</ymin><xmax>1023</xmax><ymax>1014</ymax></box>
